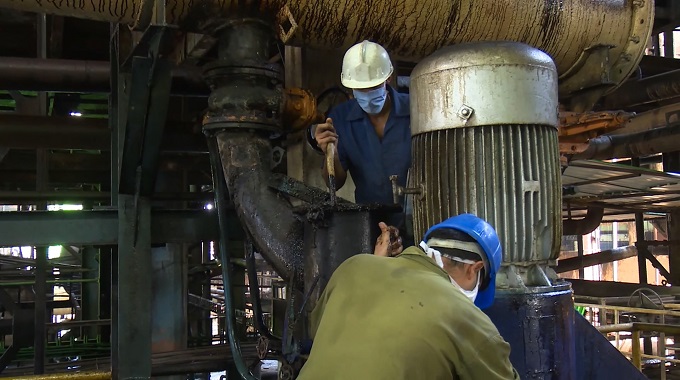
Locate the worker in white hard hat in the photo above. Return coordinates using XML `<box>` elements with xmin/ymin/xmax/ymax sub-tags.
<box><xmin>297</xmin><ymin>214</ymin><xmax>520</xmax><ymax>379</ymax></box>
<box><xmin>309</xmin><ymin>40</ymin><xmax>411</xmax><ymax>206</ymax></box>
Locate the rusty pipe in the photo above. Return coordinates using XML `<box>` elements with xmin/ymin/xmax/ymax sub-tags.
<box><xmin>573</xmin><ymin>124</ymin><xmax>680</xmax><ymax>160</ymax></box>
<box><xmin>608</xmin><ymin>102</ymin><xmax>680</xmax><ymax>136</ymax></box>
<box><xmin>562</xmin><ymin>207</ymin><xmax>604</xmax><ymax>236</ymax></box>
<box><xmin>0</xmin><ymin>0</ymin><xmax>653</xmax><ymax>99</ymax></box>
<box><xmin>216</xmin><ymin>132</ymin><xmax>303</xmax><ymax>283</ymax></box>
<box><xmin>0</xmin><ymin>57</ymin><xmax>207</xmax><ymax>94</ymax></box>
<box><xmin>10</xmin><ymin>372</ymin><xmax>110</xmax><ymax>380</ymax></box>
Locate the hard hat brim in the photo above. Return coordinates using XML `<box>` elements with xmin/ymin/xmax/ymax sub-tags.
<box><xmin>341</xmin><ymin>75</ymin><xmax>391</xmax><ymax>90</ymax></box>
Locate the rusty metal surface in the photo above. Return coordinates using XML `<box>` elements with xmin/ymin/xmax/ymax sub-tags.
<box><xmin>0</xmin><ymin>0</ymin><xmax>653</xmax><ymax>99</ymax></box>
<box><xmin>558</xmin><ymin>111</ymin><xmax>634</xmax><ymax>144</ymax></box>
<box><xmin>410</xmin><ymin>125</ymin><xmax>562</xmax><ymax>264</ymax></box>
<box><xmin>282</xmin><ymin>87</ymin><xmax>324</xmax><ymax>131</ymax></box>
<box><xmin>202</xmin><ymin>19</ymin><xmax>283</xmax><ymax>134</ymax></box>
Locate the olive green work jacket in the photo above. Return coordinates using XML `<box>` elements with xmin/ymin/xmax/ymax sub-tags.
<box><xmin>297</xmin><ymin>246</ymin><xmax>520</xmax><ymax>380</ymax></box>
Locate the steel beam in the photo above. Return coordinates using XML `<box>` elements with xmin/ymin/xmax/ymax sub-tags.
<box><xmin>0</xmin><ymin>57</ymin><xmax>208</xmax><ymax>95</ymax></box>
<box><xmin>602</xmin><ymin>68</ymin><xmax>680</xmax><ymax>109</ymax></box>
<box><xmin>0</xmin><ymin>209</ymin><xmax>238</xmax><ymax>247</ymax></box>
<box><xmin>557</xmin><ymin>245</ymin><xmax>639</xmax><ymax>274</ymax></box>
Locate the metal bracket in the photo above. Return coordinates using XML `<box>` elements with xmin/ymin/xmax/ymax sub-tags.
<box><xmin>118</xmin><ymin>28</ymin><xmax>173</xmax><ymax>197</ymax></box>
<box><xmin>277</xmin><ymin>5</ymin><xmax>298</xmax><ymax>44</ymax></box>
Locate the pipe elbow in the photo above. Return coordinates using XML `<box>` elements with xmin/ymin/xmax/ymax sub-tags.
<box><xmin>563</xmin><ymin>207</ymin><xmax>605</xmax><ymax>236</ymax></box>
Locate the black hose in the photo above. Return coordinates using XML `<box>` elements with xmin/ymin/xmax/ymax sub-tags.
<box><xmin>245</xmin><ymin>237</ymin><xmax>280</xmax><ymax>341</ymax></box>
<box><xmin>207</xmin><ymin>135</ymin><xmax>259</xmax><ymax>380</ymax></box>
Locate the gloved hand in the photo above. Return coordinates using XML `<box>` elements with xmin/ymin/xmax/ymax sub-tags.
<box><xmin>314</xmin><ymin>118</ymin><xmax>338</xmax><ymax>154</ymax></box>
<box><xmin>374</xmin><ymin>222</ymin><xmax>403</xmax><ymax>257</ymax></box>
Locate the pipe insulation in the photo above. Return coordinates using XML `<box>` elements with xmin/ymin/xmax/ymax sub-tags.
<box><xmin>0</xmin><ymin>0</ymin><xmax>653</xmax><ymax>98</ymax></box>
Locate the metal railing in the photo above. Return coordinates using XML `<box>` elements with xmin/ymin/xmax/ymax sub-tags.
<box><xmin>576</xmin><ymin>300</ymin><xmax>680</xmax><ymax>379</ymax></box>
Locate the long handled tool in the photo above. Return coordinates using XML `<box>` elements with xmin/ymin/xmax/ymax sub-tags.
<box><xmin>326</xmin><ymin>141</ymin><xmax>337</xmax><ymax>205</ymax></box>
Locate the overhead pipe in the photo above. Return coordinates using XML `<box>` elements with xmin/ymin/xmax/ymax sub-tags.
<box><xmin>608</xmin><ymin>102</ymin><xmax>680</xmax><ymax>136</ymax></box>
<box><xmin>0</xmin><ymin>0</ymin><xmax>653</xmax><ymax>99</ymax></box>
<box><xmin>601</xmin><ymin>68</ymin><xmax>680</xmax><ymax>109</ymax></box>
<box><xmin>573</xmin><ymin>125</ymin><xmax>680</xmax><ymax>160</ymax></box>
<box><xmin>0</xmin><ymin>57</ymin><xmax>208</xmax><ymax>95</ymax></box>
<box><xmin>202</xmin><ymin>18</ymin><xmax>304</xmax><ymax>284</ymax></box>
<box><xmin>562</xmin><ymin>207</ymin><xmax>604</xmax><ymax>236</ymax></box>
<box><xmin>0</xmin><ymin>114</ymin><xmax>207</xmax><ymax>152</ymax></box>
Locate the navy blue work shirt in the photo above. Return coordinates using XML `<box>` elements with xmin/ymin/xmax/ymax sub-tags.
<box><xmin>329</xmin><ymin>85</ymin><xmax>411</xmax><ymax>205</ymax></box>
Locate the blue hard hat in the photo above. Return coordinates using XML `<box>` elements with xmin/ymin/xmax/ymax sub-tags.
<box><xmin>422</xmin><ymin>213</ymin><xmax>502</xmax><ymax>310</ymax></box>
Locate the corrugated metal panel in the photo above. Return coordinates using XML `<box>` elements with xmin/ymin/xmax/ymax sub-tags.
<box><xmin>410</xmin><ymin>125</ymin><xmax>561</xmax><ymax>264</ymax></box>
<box><xmin>562</xmin><ymin>160</ymin><xmax>680</xmax><ymax>213</ymax></box>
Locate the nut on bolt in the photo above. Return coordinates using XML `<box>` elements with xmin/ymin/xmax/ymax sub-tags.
<box><xmin>457</xmin><ymin>105</ymin><xmax>474</xmax><ymax>120</ymax></box>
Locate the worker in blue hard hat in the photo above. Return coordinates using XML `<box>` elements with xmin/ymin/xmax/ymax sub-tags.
<box><xmin>297</xmin><ymin>214</ymin><xmax>519</xmax><ymax>380</ymax></box>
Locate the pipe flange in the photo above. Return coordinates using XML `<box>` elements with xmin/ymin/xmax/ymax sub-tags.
<box><xmin>202</xmin><ymin>63</ymin><xmax>282</xmax><ymax>83</ymax></box>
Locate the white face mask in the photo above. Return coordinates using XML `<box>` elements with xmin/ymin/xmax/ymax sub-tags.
<box><xmin>419</xmin><ymin>241</ymin><xmax>481</xmax><ymax>303</ymax></box>
<box><xmin>449</xmin><ymin>271</ymin><xmax>480</xmax><ymax>303</ymax></box>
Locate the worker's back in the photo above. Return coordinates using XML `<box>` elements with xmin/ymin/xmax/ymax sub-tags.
<box><xmin>297</xmin><ymin>247</ymin><xmax>518</xmax><ymax>380</ymax></box>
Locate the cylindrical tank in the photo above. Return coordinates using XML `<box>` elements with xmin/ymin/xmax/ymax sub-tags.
<box><xmin>408</xmin><ymin>41</ymin><xmax>562</xmax><ymax>286</ymax></box>
<box><xmin>0</xmin><ymin>0</ymin><xmax>652</xmax><ymax>99</ymax></box>
<box><xmin>484</xmin><ymin>284</ymin><xmax>576</xmax><ymax>380</ymax></box>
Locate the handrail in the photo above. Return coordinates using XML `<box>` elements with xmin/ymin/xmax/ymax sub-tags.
<box><xmin>578</xmin><ymin>302</ymin><xmax>678</xmax><ymax>379</ymax></box>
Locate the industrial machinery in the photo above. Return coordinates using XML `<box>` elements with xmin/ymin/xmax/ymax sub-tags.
<box><xmin>0</xmin><ymin>0</ymin><xmax>662</xmax><ymax>379</ymax></box>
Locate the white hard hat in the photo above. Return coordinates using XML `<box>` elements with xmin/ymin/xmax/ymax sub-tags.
<box><xmin>341</xmin><ymin>40</ymin><xmax>394</xmax><ymax>89</ymax></box>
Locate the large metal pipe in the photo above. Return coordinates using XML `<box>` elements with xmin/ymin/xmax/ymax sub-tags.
<box><xmin>10</xmin><ymin>372</ymin><xmax>110</xmax><ymax>380</ymax></box>
<box><xmin>216</xmin><ymin>132</ymin><xmax>303</xmax><ymax>283</ymax></box>
<box><xmin>0</xmin><ymin>57</ymin><xmax>208</xmax><ymax>94</ymax></box>
<box><xmin>562</xmin><ymin>207</ymin><xmax>604</xmax><ymax>236</ymax></box>
<box><xmin>608</xmin><ymin>102</ymin><xmax>680</xmax><ymax>135</ymax></box>
<box><xmin>0</xmin><ymin>0</ymin><xmax>653</xmax><ymax>99</ymax></box>
<box><xmin>0</xmin><ymin>114</ymin><xmax>207</xmax><ymax>152</ymax></box>
<box><xmin>602</xmin><ymin>68</ymin><xmax>680</xmax><ymax>109</ymax></box>
<box><xmin>573</xmin><ymin>124</ymin><xmax>680</xmax><ymax>160</ymax></box>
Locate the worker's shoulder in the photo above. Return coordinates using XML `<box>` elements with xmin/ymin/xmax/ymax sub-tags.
<box><xmin>327</xmin><ymin>99</ymin><xmax>359</xmax><ymax>122</ymax></box>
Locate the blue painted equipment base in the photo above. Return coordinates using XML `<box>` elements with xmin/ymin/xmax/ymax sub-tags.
<box><xmin>485</xmin><ymin>282</ymin><xmax>646</xmax><ymax>380</ymax></box>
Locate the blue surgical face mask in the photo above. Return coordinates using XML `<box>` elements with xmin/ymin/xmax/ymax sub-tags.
<box><xmin>353</xmin><ymin>85</ymin><xmax>387</xmax><ymax>115</ymax></box>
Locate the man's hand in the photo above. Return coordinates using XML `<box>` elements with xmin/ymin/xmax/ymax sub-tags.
<box><xmin>314</xmin><ymin>118</ymin><xmax>338</xmax><ymax>154</ymax></box>
<box><xmin>374</xmin><ymin>222</ymin><xmax>403</xmax><ymax>257</ymax></box>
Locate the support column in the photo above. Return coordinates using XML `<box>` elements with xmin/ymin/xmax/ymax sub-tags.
<box><xmin>577</xmin><ymin>236</ymin><xmax>585</xmax><ymax>279</ymax></box>
<box><xmin>113</xmin><ymin>24</ymin><xmax>173</xmax><ymax>380</ymax></box>
<box><xmin>33</xmin><ymin>13</ymin><xmax>49</xmax><ymax>375</ymax></box>
<box><xmin>664</xmin><ymin>151</ymin><xmax>680</xmax><ymax>285</ymax></box>
<box><xmin>117</xmin><ymin>195</ymin><xmax>152</xmax><ymax>379</ymax></box>
<box><xmin>81</xmin><ymin>246</ymin><xmax>100</xmax><ymax>340</ymax></box>
<box><xmin>151</xmin><ymin>244</ymin><xmax>187</xmax><ymax>380</ymax></box>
